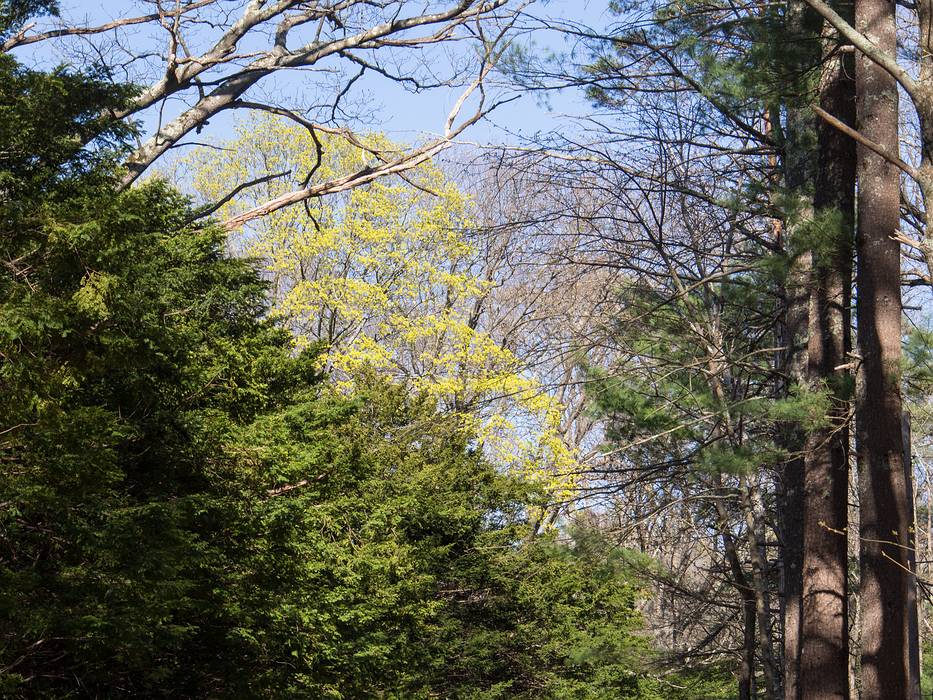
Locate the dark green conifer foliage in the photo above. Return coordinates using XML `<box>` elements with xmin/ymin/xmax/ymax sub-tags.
<box><xmin>0</xmin><ymin>50</ymin><xmax>304</xmax><ymax>687</ymax></box>
<box><xmin>0</xmin><ymin>45</ymin><xmax>671</xmax><ymax>700</ymax></box>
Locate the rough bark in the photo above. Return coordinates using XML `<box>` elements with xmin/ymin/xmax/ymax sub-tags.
<box><xmin>799</xmin><ymin>17</ymin><xmax>856</xmax><ymax>699</ymax></box>
<box><xmin>741</xmin><ymin>591</ymin><xmax>757</xmax><ymax>700</ymax></box>
<box><xmin>904</xmin><ymin>416</ymin><xmax>921</xmax><ymax>700</ymax></box>
<box><xmin>779</xmin><ymin>238</ymin><xmax>808</xmax><ymax>700</ymax></box>
<box><xmin>781</xmin><ymin>453</ymin><xmax>805</xmax><ymax>700</ymax></box>
<box><xmin>854</xmin><ymin>0</ymin><xmax>911</xmax><ymax>695</ymax></box>
<box><xmin>780</xmin><ymin>6</ymin><xmax>821</xmax><ymax>697</ymax></box>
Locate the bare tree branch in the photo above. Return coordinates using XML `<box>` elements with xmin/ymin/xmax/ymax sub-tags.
<box><xmin>1</xmin><ymin>0</ymin><xmax>216</xmax><ymax>53</ymax></box>
<box><xmin>813</xmin><ymin>105</ymin><xmax>920</xmax><ymax>182</ymax></box>
<box><xmin>118</xmin><ymin>0</ymin><xmax>512</xmax><ymax>187</ymax></box>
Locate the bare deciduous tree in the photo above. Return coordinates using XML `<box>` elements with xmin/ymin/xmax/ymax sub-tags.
<box><xmin>7</xmin><ymin>1</ymin><xmax>527</xmax><ymax>225</ymax></box>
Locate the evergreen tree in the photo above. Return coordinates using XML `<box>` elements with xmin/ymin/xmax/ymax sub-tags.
<box><xmin>0</xmin><ymin>45</ymin><xmax>669</xmax><ymax>699</ymax></box>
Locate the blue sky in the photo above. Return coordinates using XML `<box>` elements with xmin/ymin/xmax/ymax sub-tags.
<box><xmin>22</xmin><ymin>1</ymin><xmax>615</xmax><ymax>147</ymax></box>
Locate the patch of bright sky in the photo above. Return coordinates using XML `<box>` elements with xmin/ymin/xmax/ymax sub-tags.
<box><xmin>21</xmin><ymin>1</ymin><xmax>616</xmax><ymax>148</ymax></box>
<box><xmin>344</xmin><ymin>0</ymin><xmax>615</xmax><ymax>143</ymax></box>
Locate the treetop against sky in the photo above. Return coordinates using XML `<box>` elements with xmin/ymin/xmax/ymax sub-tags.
<box><xmin>19</xmin><ymin>0</ymin><xmax>611</xmax><ymax>149</ymax></box>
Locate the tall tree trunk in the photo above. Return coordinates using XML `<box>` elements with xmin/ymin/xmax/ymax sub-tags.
<box><xmin>854</xmin><ymin>0</ymin><xmax>911</xmax><ymax>694</ymax></box>
<box><xmin>778</xmin><ymin>5</ymin><xmax>819</xmax><ymax>700</ymax></box>
<box><xmin>912</xmin><ymin>0</ymin><xmax>933</xmax><ymax>687</ymax></box>
<box><xmin>742</xmin><ymin>590</ymin><xmax>758</xmax><ymax>700</ymax></box>
<box><xmin>781</xmin><ymin>5</ymin><xmax>821</xmax><ymax>696</ymax></box>
<box><xmin>904</xmin><ymin>416</ymin><xmax>921</xmax><ymax>700</ymax></box>
<box><xmin>781</xmin><ymin>448</ymin><xmax>805</xmax><ymax>700</ymax></box>
<box><xmin>779</xmin><ymin>245</ymin><xmax>808</xmax><ymax>700</ymax></box>
<box><xmin>799</xmin><ymin>16</ymin><xmax>856</xmax><ymax>700</ymax></box>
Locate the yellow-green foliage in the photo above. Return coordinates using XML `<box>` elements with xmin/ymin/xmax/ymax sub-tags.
<box><xmin>181</xmin><ymin>116</ymin><xmax>577</xmax><ymax>497</ymax></box>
